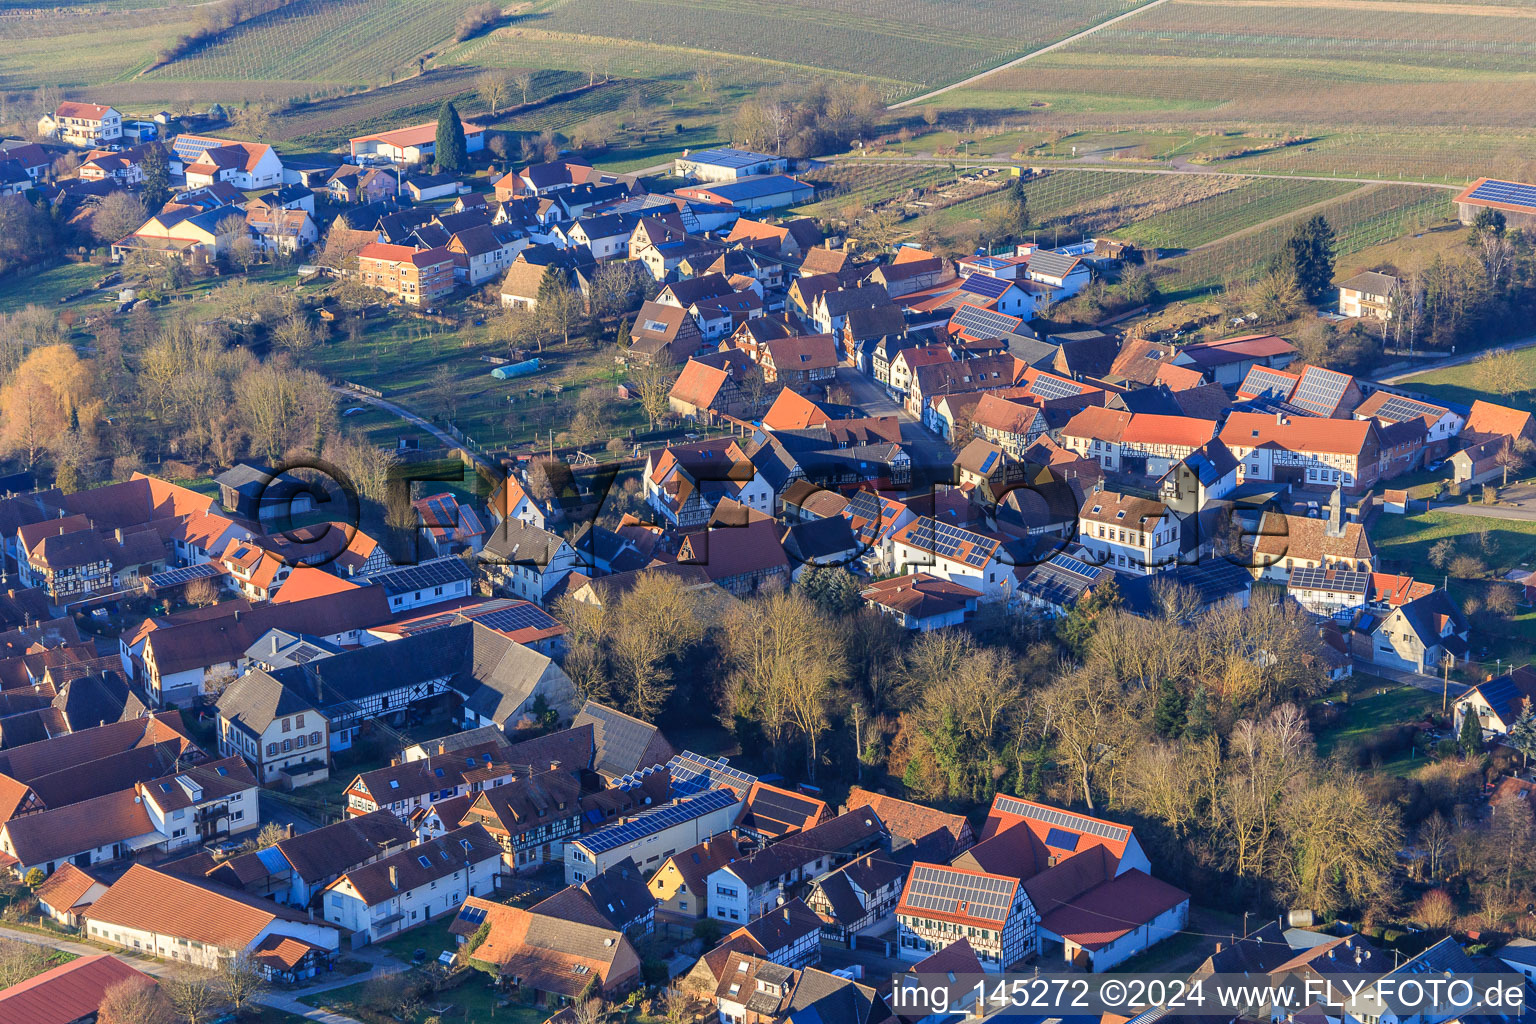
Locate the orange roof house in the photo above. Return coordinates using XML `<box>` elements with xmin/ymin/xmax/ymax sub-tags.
<box><xmin>760</xmin><ymin>388</ymin><xmax>832</xmax><ymax>431</ymax></box>
<box><xmin>1464</xmin><ymin>398</ymin><xmax>1536</xmax><ymax>445</ymax></box>
<box><xmin>449</xmin><ymin>895</ymin><xmax>642</xmax><ymax>1000</ymax></box>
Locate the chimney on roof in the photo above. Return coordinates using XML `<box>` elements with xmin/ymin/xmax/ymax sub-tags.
<box><xmin>1215</xmin><ymin>942</ymin><xmax>1223</xmax><ymax>954</ymax></box>
<box><xmin>233</xmin><ymin>610</ymin><xmax>241</xmax><ymax>622</ymax></box>
<box><xmin>115</xmin><ymin>528</ymin><xmax>124</xmax><ymax>544</ymax></box>
<box><xmin>389</xmin><ymin>865</ymin><xmax>399</xmax><ymax>890</ymax></box>
<box><xmin>783</xmin><ymin>908</ymin><xmax>790</xmax><ymax>923</ymax></box>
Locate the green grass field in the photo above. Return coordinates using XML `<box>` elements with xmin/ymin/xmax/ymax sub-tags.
<box><xmin>0</xmin><ymin>262</ymin><xmax>110</xmax><ymax>315</ymax></box>
<box><xmin>1400</xmin><ymin>347</ymin><xmax>1536</xmax><ymax>414</ymax></box>
<box><xmin>1372</xmin><ymin>509</ymin><xmax>1536</xmax><ymax>578</ymax></box>
<box><xmin>1313</xmin><ymin>674</ymin><xmax>1438</xmax><ymax>776</ymax></box>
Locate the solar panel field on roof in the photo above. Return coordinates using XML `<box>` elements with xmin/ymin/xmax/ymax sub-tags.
<box><xmin>1289</xmin><ymin>567</ymin><xmax>1370</xmax><ymax>593</ymax></box>
<box><xmin>950</xmin><ymin>304</ymin><xmax>1022</xmax><ymax>340</ymax></box>
<box><xmin>362</xmin><ymin>556</ymin><xmax>472</xmax><ymax>593</ymax></box>
<box><xmin>1289</xmin><ymin>368</ymin><xmax>1350</xmax><ymax>417</ymax></box>
<box><xmin>903</xmin><ymin>864</ymin><xmax>1015</xmax><ymax>921</ymax></box>
<box><xmin>959</xmin><ymin>274</ymin><xmax>1011</xmax><ymax>299</ymax></box>
<box><xmin>1239</xmin><ymin>366</ymin><xmax>1297</xmax><ymax>399</ymax></box>
<box><xmin>1468</xmin><ymin>180</ymin><xmax>1536</xmax><ymax>212</ymax></box>
<box><xmin>579</xmin><ymin>787</ymin><xmax>737</xmax><ymax>854</ymax></box>
<box><xmin>667</xmin><ymin>751</ymin><xmax>757</xmax><ymax>797</ymax></box>
<box><xmin>1027</xmin><ymin>373</ymin><xmax>1083</xmax><ymax>402</ymax></box>
<box><xmin>993</xmin><ymin>796</ymin><xmax>1129</xmax><ymax>840</ymax></box>
<box><xmin>1373</xmin><ymin>395</ymin><xmax>1444</xmax><ymax>424</ymax></box>
<box><xmin>470</xmin><ymin>603</ymin><xmax>561</xmax><ymax>635</ymax></box>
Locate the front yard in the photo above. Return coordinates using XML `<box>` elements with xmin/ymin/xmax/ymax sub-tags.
<box><xmin>300</xmin><ymin>970</ymin><xmax>553</xmax><ymax>1024</ymax></box>
<box><xmin>1313</xmin><ymin>673</ymin><xmax>1440</xmax><ymax>776</ymax></box>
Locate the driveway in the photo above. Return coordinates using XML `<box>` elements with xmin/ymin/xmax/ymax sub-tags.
<box><xmin>1427</xmin><ymin>502</ymin><xmax>1536</xmax><ymax>523</ymax></box>
<box><xmin>259</xmin><ymin>790</ymin><xmax>323</xmax><ymax>835</ymax></box>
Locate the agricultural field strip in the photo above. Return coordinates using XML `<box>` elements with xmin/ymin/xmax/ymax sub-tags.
<box><xmin>890</xmin><ymin>0</ymin><xmax>1173</xmax><ymax>107</ymax></box>
<box><xmin>824</xmin><ymin>157</ymin><xmax>1463</xmax><ymax>190</ymax></box>
<box><xmin>0</xmin><ymin>21</ymin><xmax>182</xmax><ymax>88</ymax></box>
<box><xmin>146</xmin><ymin>0</ymin><xmax>486</xmax><ymax>83</ymax></box>
<box><xmin>1118</xmin><ymin>178</ymin><xmax>1359</xmax><ymax>249</ymax></box>
<box><xmin>447</xmin><ymin>27</ymin><xmax>912</xmax><ymax>95</ymax></box>
<box><xmin>1157</xmin><ymin>183</ymin><xmax>1449</xmax><ymax>289</ymax></box>
<box><xmin>530</xmin><ymin>0</ymin><xmax>1152</xmax><ymax>90</ymax></box>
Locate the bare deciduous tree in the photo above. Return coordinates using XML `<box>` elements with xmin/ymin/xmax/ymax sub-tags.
<box><xmin>218</xmin><ymin>952</ymin><xmax>266</xmax><ymax>1013</ymax></box>
<box><xmin>477</xmin><ymin>70</ymin><xmax>509</xmax><ymax>117</ymax></box>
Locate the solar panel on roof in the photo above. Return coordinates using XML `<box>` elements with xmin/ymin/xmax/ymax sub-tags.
<box><xmin>1289</xmin><ymin>367</ymin><xmax>1350</xmax><ymax>417</ymax></box>
<box><xmin>362</xmin><ymin>556</ymin><xmax>472</xmax><ymax>594</ymax></box>
<box><xmin>666</xmin><ymin>750</ymin><xmax>757</xmax><ymax>798</ymax></box>
<box><xmin>1468</xmin><ymin>179</ymin><xmax>1536</xmax><ymax>212</ymax></box>
<box><xmin>578</xmin><ymin>787</ymin><xmax>739</xmax><ymax>855</ymax></box>
<box><xmin>148</xmin><ymin>562</ymin><xmax>225</xmax><ymax>590</ymax></box>
<box><xmin>958</xmin><ymin>274</ymin><xmax>1010</xmax><ymax>299</ymax></box>
<box><xmin>903</xmin><ymin>864</ymin><xmax>1015</xmax><ymax>922</ymax></box>
<box><xmin>471</xmin><ymin>603</ymin><xmax>561</xmax><ymax>635</ymax></box>
<box><xmin>1289</xmin><ymin>567</ymin><xmax>1369</xmax><ymax>594</ymax></box>
<box><xmin>1044</xmin><ymin>827</ymin><xmax>1080</xmax><ymax>851</ymax></box>
<box><xmin>1373</xmin><ymin>395</ymin><xmax>1443</xmax><ymax>424</ymax></box>
<box><xmin>950</xmin><ymin>304</ymin><xmax>1021</xmax><ymax>339</ymax></box>
<box><xmin>993</xmin><ymin>795</ymin><xmax>1129</xmax><ymax>840</ymax></box>
<box><xmin>1027</xmin><ymin>373</ymin><xmax>1082</xmax><ymax>402</ymax></box>
<box><xmin>1239</xmin><ymin>366</ymin><xmax>1298</xmax><ymax>400</ymax></box>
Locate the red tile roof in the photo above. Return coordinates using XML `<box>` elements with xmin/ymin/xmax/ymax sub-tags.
<box><xmin>86</xmin><ymin>864</ymin><xmax>319</xmax><ymax>952</ymax></box>
<box><xmin>269</xmin><ymin>566</ymin><xmax>359</xmax><ymax>605</ymax></box>
<box><xmin>1219</xmin><ymin>411</ymin><xmax>1376</xmax><ymax>458</ymax></box>
<box><xmin>0</xmin><ymin>954</ymin><xmax>155</xmax><ymax>1024</ymax></box>
<box><xmin>1037</xmin><ymin>868</ymin><xmax>1188</xmax><ymax>950</ymax></box>
<box><xmin>861</xmin><ymin>573</ymin><xmax>981</xmax><ymax>619</ymax></box>
<box><xmin>359</xmin><ymin>242</ymin><xmax>453</xmax><ymax>268</ymax></box>
<box><xmin>761</xmin><ymin>388</ymin><xmax>832</xmax><ymax>430</ymax></box>
<box><xmin>54</xmin><ymin>102</ymin><xmax>113</xmax><ymax>121</ymax></box>
<box><xmin>351</xmin><ymin>121</ymin><xmax>484</xmax><ymax>148</ymax></box>
<box><xmin>1465</xmin><ymin>399</ymin><xmax>1534</xmax><ymax>441</ymax></box>
<box><xmin>33</xmin><ymin>862</ymin><xmax>102</xmax><ymax>912</ymax></box>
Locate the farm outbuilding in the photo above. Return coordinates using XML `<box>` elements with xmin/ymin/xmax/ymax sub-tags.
<box><xmin>1454</xmin><ymin>178</ymin><xmax>1536</xmax><ymax>230</ymax></box>
<box><xmin>674</xmin><ymin>175</ymin><xmax>815</xmax><ymax>212</ymax></box>
<box><xmin>673</xmin><ymin>148</ymin><xmax>787</xmax><ymax>183</ymax></box>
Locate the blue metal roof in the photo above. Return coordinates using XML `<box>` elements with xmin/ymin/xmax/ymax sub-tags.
<box><xmin>695</xmin><ymin>175</ymin><xmax>812</xmax><ymax>202</ymax></box>
<box><xmin>682</xmin><ymin>148</ymin><xmax>778</xmax><ymax>169</ymax></box>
